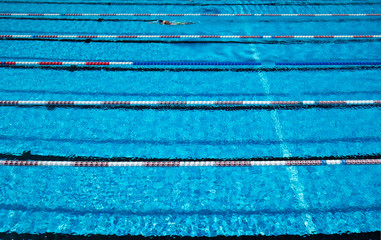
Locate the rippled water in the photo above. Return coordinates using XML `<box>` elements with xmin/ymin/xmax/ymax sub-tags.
<box><xmin>0</xmin><ymin>0</ymin><xmax>380</xmax><ymax>237</ymax></box>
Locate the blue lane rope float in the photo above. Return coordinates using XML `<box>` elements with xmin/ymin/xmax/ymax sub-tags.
<box><xmin>275</xmin><ymin>62</ymin><xmax>381</xmax><ymax>65</ymax></box>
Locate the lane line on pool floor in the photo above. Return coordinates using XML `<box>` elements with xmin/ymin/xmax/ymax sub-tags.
<box><xmin>249</xmin><ymin>41</ymin><xmax>316</xmax><ymax>233</ymax></box>
<box><xmin>1</xmin><ymin>13</ymin><xmax>380</xmax><ymax>17</ymax></box>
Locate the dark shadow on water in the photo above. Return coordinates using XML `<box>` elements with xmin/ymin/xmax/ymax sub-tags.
<box><xmin>1</xmin><ymin>89</ymin><xmax>380</xmax><ymax>98</ymax></box>
<box><xmin>0</xmin><ymin>202</ymin><xmax>380</xmax><ymax>217</ymax></box>
<box><xmin>1</xmin><ymin>16</ymin><xmax>381</xmax><ymax>23</ymax></box>
<box><xmin>0</xmin><ymin>89</ymin><xmax>290</xmax><ymax>98</ymax></box>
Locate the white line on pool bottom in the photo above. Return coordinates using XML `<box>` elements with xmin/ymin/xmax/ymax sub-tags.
<box><xmin>252</xmin><ymin>50</ymin><xmax>317</xmax><ymax>234</ymax></box>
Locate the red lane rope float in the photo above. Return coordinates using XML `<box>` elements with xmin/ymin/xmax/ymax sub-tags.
<box><xmin>1</xmin><ymin>159</ymin><xmax>380</xmax><ymax>167</ymax></box>
<box><xmin>1</xmin><ymin>34</ymin><xmax>380</xmax><ymax>39</ymax></box>
<box><xmin>0</xmin><ymin>100</ymin><xmax>379</xmax><ymax>107</ymax></box>
<box><xmin>0</xmin><ymin>13</ymin><xmax>380</xmax><ymax>17</ymax></box>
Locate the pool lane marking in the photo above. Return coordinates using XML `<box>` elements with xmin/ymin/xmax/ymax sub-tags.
<box><xmin>0</xmin><ymin>159</ymin><xmax>380</xmax><ymax>167</ymax></box>
<box><xmin>1</xmin><ymin>13</ymin><xmax>380</xmax><ymax>17</ymax></box>
<box><xmin>250</xmin><ymin>43</ymin><xmax>317</xmax><ymax>233</ymax></box>
<box><xmin>0</xmin><ymin>100</ymin><xmax>379</xmax><ymax>107</ymax></box>
<box><xmin>261</xmin><ymin>74</ymin><xmax>317</xmax><ymax>234</ymax></box>
<box><xmin>1</xmin><ymin>34</ymin><xmax>380</xmax><ymax>39</ymax></box>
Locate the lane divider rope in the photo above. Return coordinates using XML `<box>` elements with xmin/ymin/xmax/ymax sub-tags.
<box><xmin>1</xmin><ymin>159</ymin><xmax>380</xmax><ymax>167</ymax></box>
<box><xmin>2</xmin><ymin>61</ymin><xmax>381</xmax><ymax>66</ymax></box>
<box><xmin>0</xmin><ymin>100</ymin><xmax>379</xmax><ymax>107</ymax></box>
<box><xmin>3</xmin><ymin>153</ymin><xmax>378</xmax><ymax>162</ymax></box>
<box><xmin>1</xmin><ymin>34</ymin><xmax>380</xmax><ymax>39</ymax></box>
<box><xmin>1</xmin><ymin>13</ymin><xmax>380</xmax><ymax>17</ymax></box>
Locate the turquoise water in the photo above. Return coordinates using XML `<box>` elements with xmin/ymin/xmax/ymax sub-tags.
<box><xmin>0</xmin><ymin>0</ymin><xmax>380</xmax><ymax>237</ymax></box>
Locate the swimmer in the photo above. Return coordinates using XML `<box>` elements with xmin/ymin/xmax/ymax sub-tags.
<box><xmin>150</xmin><ymin>19</ymin><xmax>195</xmax><ymax>25</ymax></box>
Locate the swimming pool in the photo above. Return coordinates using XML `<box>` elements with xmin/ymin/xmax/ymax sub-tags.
<box><xmin>0</xmin><ymin>0</ymin><xmax>380</xmax><ymax>238</ymax></box>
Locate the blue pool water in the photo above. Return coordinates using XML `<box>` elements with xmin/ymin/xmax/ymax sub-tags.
<box><xmin>0</xmin><ymin>0</ymin><xmax>380</xmax><ymax>237</ymax></box>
